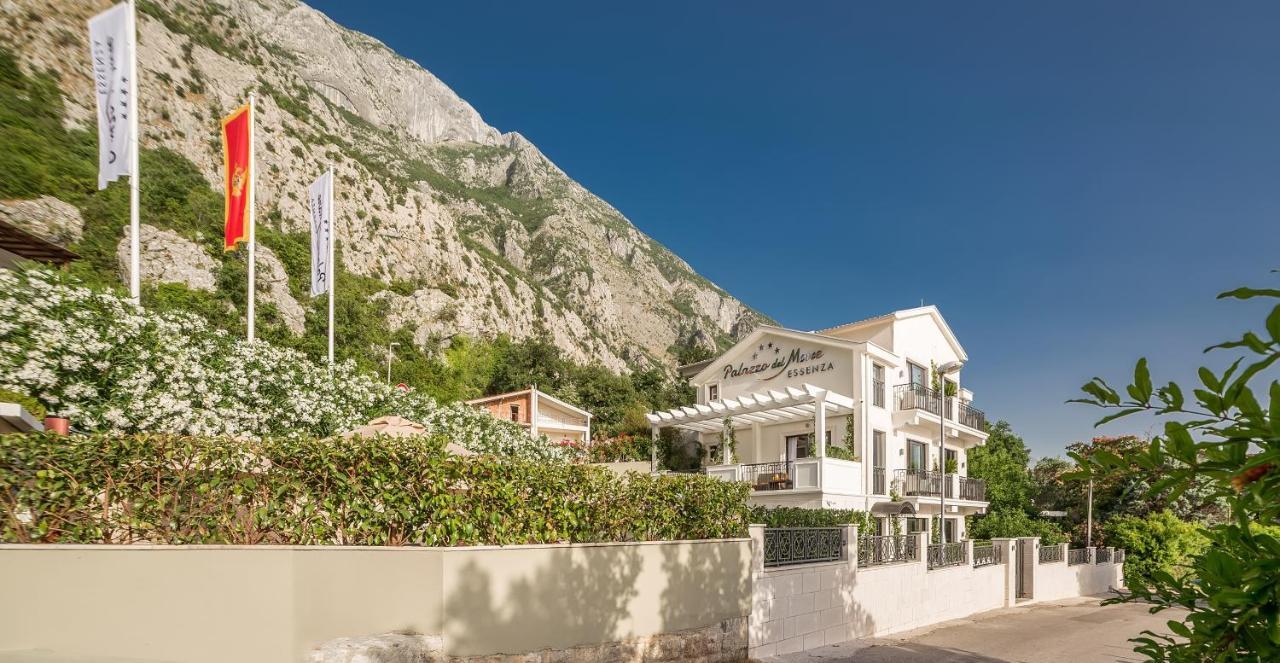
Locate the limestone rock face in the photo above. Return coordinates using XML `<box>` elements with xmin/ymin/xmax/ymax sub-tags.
<box><xmin>0</xmin><ymin>196</ymin><xmax>83</xmax><ymax>245</ymax></box>
<box><xmin>116</xmin><ymin>224</ymin><xmax>218</xmax><ymax>293</ymax></box>
<box><xmin>9</xmin><ymin>0</ymin><xmax>771</xmax><ymax>370</ymax></box>
<box><xmin>255</xmin><ymin>245</ymin><xmax>306</xmax><ymax>335</ymax></box>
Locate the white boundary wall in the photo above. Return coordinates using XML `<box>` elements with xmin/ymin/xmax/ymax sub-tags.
<box><xmin>747</xmin><ymin>527</ymin><xmax>1125</xmax><ymax>659</ymax></box>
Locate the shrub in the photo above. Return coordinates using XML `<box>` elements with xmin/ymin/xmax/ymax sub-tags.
<box><xmin>749</xmin><ymin>506</ymin><xmax>871</xmax><ymax>533</ymax></box>
<box><xmin>0</xmin><ymin>432</ymin><xmax>751</xmax><ymax>546</ymax></box>
<box><xmin>576</xmin><ymin>434</ymin><xmax>653</xmax><ymax>463</ymax></box>
<box><xmin>1102</xmin><ymin>511</ymin><xmax>1208</xmax><ymax>588</ymax></box>
<box><xmin>967</xmin><ymin>508</ymin><xmax>1068</xmax><ymax>545</ymax></box>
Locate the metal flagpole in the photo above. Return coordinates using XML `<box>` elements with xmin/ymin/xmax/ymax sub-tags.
<box><xmin>246</xmin><ymin>92</ymin><xmax>256</xmax><ymax>343</ymax></box>
<box><xmin>127</xmin><ymin>0</ymin><xmax>140</xmax><ymax>305</ymax></box>
<box><xmin>327</xmin><ymin>166</ymin><xmax>335</xmax><ymax>368</ymax></box>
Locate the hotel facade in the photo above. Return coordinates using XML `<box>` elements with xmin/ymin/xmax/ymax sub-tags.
<box><xmin>647</xmin><ymin>306</ymin><xmax>990</xmax><ymax>541</ymax></box>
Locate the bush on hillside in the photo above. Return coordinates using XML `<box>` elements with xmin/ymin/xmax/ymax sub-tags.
<box><xmin>0</xmin><ymin>268</ymin><xmax>569</xmax><ymax>460</ymax></box>
<box><xmin>1102</xmin><ymin>511</ymin><xmax>1208</xmax><ymax>588</ymax></box>
<box><xmin>0</xmin><ymin>432</ymin><xmax>750</xmax><ymax>546</ymax></box>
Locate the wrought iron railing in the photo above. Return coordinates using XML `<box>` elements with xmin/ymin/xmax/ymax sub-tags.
<box><xmin>1039</xmin><ymin>544</ymin><xmax>1064</xmax><ymax>564</ymax></box>
<box><xmin>872</xmin><ymin>466</ymin><xmax>886</xmax><ymax>495</ymax></box>
<box><xmin>1067</xmin><ymin>548</ymin><xmax>1090</xmax><ymax>566</ymax></box>
<box><xmin>1115</xmin><ymin>549</ymin><xmax>1125</xmax><ymax>564</ymax></box>
<box><xmin>972</xmin><ymin>542</ymin><xmax>997</xmax><ymax>568</ymax></box>
<box><xmin>957</xmin><ymin>401</ymin><xmax>986</xmax><ymax>431</ymax></box>
<box><xmin>1095</xmin><ymin>548</ymin><xmax>1112</xmax><ymax>564</ymax></box>
<box><xmin>742</xmin><ymin>462</ymin><xmax>794</xmax><ymax>492</ymax></box>
<box><xmin>858</xmin><ymin>534</ymin><xmax>917</xmax><ymax>567</ymax></box>
<box><xmin>957</xmin><ymin>476</ymin><xmax>986</xmax><ymax>501</ymax></box>
<box><xmin>763</xmin><ymin>527</ymin><xmax>844</xmax><ymax>568</ymax></box>
<box><xmin>928</xmin><ymin>541</ymin><xmax>968</xmax><ymax>569</ymax></box>
<box><xmin>894</xmin><ymin>383</ymin><xmax>951</xmax><ymax>419</ymax></box>
<box><xmin>895</xmin><ymin>468</ymin><xmax>946</xmax><ymax>497</ymax></box>
<box><xmin>872</xmin><ymin>379</ymin><xmax>885</xmax><ymax>408</ymax></box>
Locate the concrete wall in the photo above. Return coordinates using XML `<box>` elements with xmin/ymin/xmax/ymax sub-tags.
<box><xmin>0</xmin><ymin>539</ymin><xmax>751</xmax><ymax>663</ymax></box>
<box><xmin>747</xmin><ymin>529</ymin><xmax>1124</xmax><ymax>659</ymax></box>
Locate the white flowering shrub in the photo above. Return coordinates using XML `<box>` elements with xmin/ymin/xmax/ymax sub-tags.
<box><xmin>0</xmin><ymin>268</ymin><xmax>576</xmax><ymax>461</ymax></box>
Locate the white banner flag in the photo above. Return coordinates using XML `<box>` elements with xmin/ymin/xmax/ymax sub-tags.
<box><xmin>89</xmin><ymin>3</ymin><xmax>134</xmax><ymax>190</ymax></box>
<box><xmin>309</xmin><ymin>170</ymin><xmax>334</xmax><ymax>297</ymax></box>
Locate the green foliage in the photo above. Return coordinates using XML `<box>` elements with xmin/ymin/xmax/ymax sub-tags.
<box><xmin>968</xmin><ymin>508</ymin><xmax>1067</xmax><ymax>544</ymax></box>
<box><xmin>1103</xmin><ymin>512</ymin><xmax>1208</xmax><ymax>588</ymax></box>
<box><xmin>1069</xmin><ymin>276</ymin><xmax>1280</xmax><ymax>661</ymax></box>
<box><xmin>0</xmin><ymin>389</ymin><xmax>44</xmax><ymax>420</ymax></box>
<box><xmin>967</xmin><ymin>420</ymin><xmax>1034</xmax><ymax>514</ymax></box>
<box><xmin>0</xmin><ymin>432</ymin><xmax>750</xmax><ymax>546</ymax></box>
<box><xmin>749</xmin><ymin>506</ymin><xmax>871</xmax><ymax>533</ymax></box>
<box><xmin>579</xmin><ymin>434</ymin><xmax>653</xmax><ymax>463</ymax></box>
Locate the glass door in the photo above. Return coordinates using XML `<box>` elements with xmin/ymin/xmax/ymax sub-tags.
<box><xmin>908</xmin><ymin>440</ymin><xmax>927</xmax><ymax>470</ymax></box>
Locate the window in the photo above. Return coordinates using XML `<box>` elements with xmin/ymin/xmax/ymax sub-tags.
<box><xmin>908</xmin><ymin>440</ymin><xmax>927</xmax><ymax>470</ymax></box>
<box><xmin>509</xmin><ymin>404</ymin><xmax>520</xmax><ymax>422</ymax></box>
<box><xmin>945</xmin><ymin>448</ymin><xmax>958</xmax><ymax>474</ymax></box>
<box><xmin>707</xmin><ymin>383</ymin><xmax>719</xmax><ymax>402</ymax></box>
<box><xmin>872</xmin><ymin>364</ymin><xmax>885</xmax><ymax>408</ymax></box>
<box><xmin>906</xmin><ymin>518</ymin><xmax>927</xmax><ymax>533</ymax></box>
<box><xmin>908</xmin><ymin>361</ymin><xmax>928</xmax><ymax>388</ymax></box>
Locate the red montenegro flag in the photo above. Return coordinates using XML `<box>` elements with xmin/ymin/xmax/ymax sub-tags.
<box><xmin>220</xmin><ymin>104</ymin><xmax>252</xmax><ymax>251</ymax></box>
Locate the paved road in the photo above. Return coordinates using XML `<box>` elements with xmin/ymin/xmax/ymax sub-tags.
<box><xmin>765</xmin><ymin>596</ymin><xmax>1183</xmax><ymax>663</ymax></box>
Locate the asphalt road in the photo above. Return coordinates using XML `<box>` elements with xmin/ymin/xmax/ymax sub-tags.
<box><xmin>765</xmin><ymin>597</ymin><xmax>1184</xmax><ymax>663</ymax></box>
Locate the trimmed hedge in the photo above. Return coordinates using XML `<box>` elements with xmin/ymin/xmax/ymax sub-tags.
<box><xmin>0</xmin><ymin>432</ymin><xmax>750</xmax><ymax>546</ymax></box>
<box><xmin>749</xmin><ymin>506</ymin><xmax>871</xmax><ymax>533</ymax></box>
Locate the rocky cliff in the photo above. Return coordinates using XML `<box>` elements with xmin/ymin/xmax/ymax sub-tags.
<box><xmin>2</xmin><ymin>0</ymin><xmax>767</xmax><ymax>370</ymax></box>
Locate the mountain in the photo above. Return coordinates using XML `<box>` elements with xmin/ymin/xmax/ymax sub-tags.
<box><xmin>2</xmin><ymin>0</ymin><xmax>768</xmax><ymax>371</ymax></box>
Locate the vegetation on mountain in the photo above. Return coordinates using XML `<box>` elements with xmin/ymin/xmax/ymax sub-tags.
<box><xmin>1068</xmin><ymin>276</ymin><xmax>1280</xmax><ymax>661</ymax></box>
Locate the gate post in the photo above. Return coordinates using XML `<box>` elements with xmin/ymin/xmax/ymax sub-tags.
<box><xmin>992</xmin><ymin>537</ymin><xmax>1017</xmax><ymax>607</ymax></box>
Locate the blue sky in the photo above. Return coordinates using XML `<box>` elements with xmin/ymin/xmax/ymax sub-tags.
<box><xmin>308</xmin><ymin>0</ymin><xmax>1280</xmax><ymax>457</ymax></box>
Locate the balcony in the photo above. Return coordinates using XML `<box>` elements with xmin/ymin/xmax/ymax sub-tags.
<box><xmin>894</xmin><ymin>469</ymin><xmax>986</xmax><ymax>502</ymax></box>
<box><xmin>705</xmin><ymin>457</ymin><xmax>862</xmax><ymax>495</ymax></box>
<box><xmin>893</xmin><ymin>383</ymin><xmax>987</xmax><ymax>432</ymax></box>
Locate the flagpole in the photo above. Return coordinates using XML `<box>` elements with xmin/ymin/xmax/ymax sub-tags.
<box><xmin>127</xmin><ymin>0</ymin><xmax>140</xmax><ymax>305</ymax></box>
<box><xmin>327</xmin><ymin>165</ymin><xmax>335</xmax><ymax>369</ymax></box>
<box><xmin>246</xmin><ymin>92</ymin><xmax>256</xmax><ymax>343</ymax></box>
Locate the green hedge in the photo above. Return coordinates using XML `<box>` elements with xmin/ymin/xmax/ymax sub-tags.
<box><xmin>749</xmin><ymin>506</ymin><xmax>871</xmax><ymax>532</ymax></box>
<box><xmin>0</xmin><ymin>432</ymin><xmax>750</xmax><ymax>546</ymax></box>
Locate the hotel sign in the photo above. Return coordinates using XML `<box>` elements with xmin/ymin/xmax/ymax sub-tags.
<box><xmin>721</xmin><ymin>340</ymin><xmax>836</xmax><ymax>382</ymax></box>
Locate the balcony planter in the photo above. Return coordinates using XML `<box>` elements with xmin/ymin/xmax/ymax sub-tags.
<box><xmin>42</xmin><ymin>416</ymin><xmax>70</xmax><ymax>435</ymax></box>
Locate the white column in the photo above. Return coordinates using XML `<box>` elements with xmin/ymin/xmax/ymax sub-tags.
<box><xmin>814</xmin><ymin>390</ymin><xmax>827</xmax><ymax>458</ymax></box>
<box><xmin>752</xmin><ymin>421</ymin><xmax>762</xmax><ymax>464</ymax></box>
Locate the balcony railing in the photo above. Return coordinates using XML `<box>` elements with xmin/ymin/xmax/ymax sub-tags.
<box><xmin>764</xmin><ymin>527</ymin><xmax>844</xmax><ymax>568</ymax></box>
<box><xmin>872</xmin><ymin>466</ymin><xmax>886</xmax><ymax>495</ymax></box>
<box><xmin>928</xmin><ymin>541</ymin><xmax>968</xmax><ymax>569</ymax></box>
<box><xmin>957</xmin><ymin>476</ymin><xmax>986</xmax><ymax>501</ymax></box>
<box><xmin>1095</xmin><ymin>548</ymin><xmax>1112</xmax><ymax>564</ymax></box>
<box><xmin>858</xmin><ymin>534</ymin><xmax>917</xmax><ymax>567</ymax></box>
<box><xmin>893</xmin><ymin>383</ymin><xmax>986</xmax><ymax>432</ymax></box>
<box><xmin>894</xmin><ymin>469</ymin><xmax>986</xmax><ymax>502</ymax></box>
<box><xmin>1067</xmin><ymin>548</ymin><xmax>1090</xmax><ymax>566</ymax></box>
<box><xmin>1039</xmin><ymin>544</ymin><xmax>1064</xmax><ymax>564</ymax></box>
<box><xmin>972</xmin><ymin>542</ymin><xmax>997</xmax><ymax>568</ymax></box>
<box><xmin>1115</xmin><ymin>549</ymin><xmax>1126</xmax><ymax>564</ymax></box>
<box><xmin>741</xmin><ymin>462</ymin><xmax>794</xmax><ymax>492</ymax></box>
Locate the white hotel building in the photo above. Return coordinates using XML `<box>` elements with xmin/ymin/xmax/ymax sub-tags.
<box><xmin>647</xmin><ymin>306</ymin><xmax>990</xmax><ymax>541</ymax></box>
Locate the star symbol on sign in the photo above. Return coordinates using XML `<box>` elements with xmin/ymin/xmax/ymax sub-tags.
<box><xmin>767</xmin><ymin>342</ymin><xmax>774</xmax><ymax>348</ymax></box>
<box><xmin>758</xmin><ymin>344</ymin><xmax>764</xmax><ymax>351</ymax></box>
<box><xmin>775</xmin><ymin>348</ymin><xmax>780</xmax><ymax>355</ymax></box>
<box><xmin>752</xmin><ymin>353</ymin><xmax>758</xmax><ymax>360</ymax></box>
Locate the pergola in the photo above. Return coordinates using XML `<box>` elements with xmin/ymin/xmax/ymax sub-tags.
<box><xmin>646</xmin><ymin>383</ymin><xmax>855</xmax><ymax>468</ymax></box>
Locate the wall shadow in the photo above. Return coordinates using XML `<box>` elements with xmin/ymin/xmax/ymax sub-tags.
<box><xmin>833</xmin><ymin>642</ymin><xmax>1009</xmax><ymax>662</ymax></box>
<box><xmin>442</xmin><ymin>545</ymin><xmax>644</xmax><ymax>656</ymax></box>
<box><xmin>658</xmin><ymin>539</ymin><xmax>750</xmax><ymax>632</ymax></box>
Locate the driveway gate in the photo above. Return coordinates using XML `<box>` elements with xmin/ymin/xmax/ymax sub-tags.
<box><xmin>1016</xmin><ymin>539</ymin><xmax>1034</xmax><ymax>599</ymax></box>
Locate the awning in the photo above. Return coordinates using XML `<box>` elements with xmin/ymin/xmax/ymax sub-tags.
<box><xmin>645</xmin><ymin>383</ymin><xmax>855</xmax><ymax>433</ymax></box>
<box><xmin>871</xmin><ymin>501</ymin><xmax>917</xmax><ymax>516</ymax></box>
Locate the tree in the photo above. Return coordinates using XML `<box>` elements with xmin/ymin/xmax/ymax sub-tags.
<box><xmin>967</xmin><ymin>420</ymin><xmax>1034</xmax><ymax>513</ymax></box>
<box><xmin>1103</xmin><ymin>511</ymin><xmax>1208</xmax><ymax>589</ymax></box>
<box><xmin>1069</xmin><ymin>278</ymin><xmax>1280</xmax><ymax>661</ymax></box>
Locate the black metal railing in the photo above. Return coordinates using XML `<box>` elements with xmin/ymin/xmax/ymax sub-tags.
<box><xmin>958</xmin><ymin>476</ymin><xmax>987</xmax><ymax>501</ymax></box>
<box><xmin>928</xmin><ymin>541</ymin><xmax>968</xmax><ymax>569</ymax></box>
<box><xmin>858</xmin><ymin>534</ymin><xmax>918</xmax><ymax>567</ymax></box>
<box><xmin>972</xmin><ymin>542</ymin><xmax>997</xmax><ymax>568</ymax></box>
<box><xmin>872</xmin><ymin>379</ymin><xmax>885</xmax><ymax>408</ymax></box>
<box><xmin>1039</xmin><ymin>544</ymin><xmax>1064</xmax><ymax>564</ymax></box>
<box><xmin>872</xmin><ymin>466</ymin><xmax>886</xmax><ymax>495</ymax></box>
<box><xmin>1067</xmin><ymin>548</ymin><xmax>1090</xmax><ymax>566</ymax></box>
<box><xmin>764</xmin><ymin>527</ymin><xmax>844</xmax><ymax>568</ymax></box>
<box><xmin>958</xmin><ymin>401</ymin><xmax>986</xmax><ymax>431</ymax></box>
<box><xmin>895</xmin><ymin>468</ymin><xmax>946</xmax><ymax>497</ymax></box>
<box><xmin>895</xmin><ymin>383</ymin><xmax>950</xmax><ymax>419</ymax></box>
<box><xmin>1115</xmin><ymin>549</ymin><xmax>1125</xmax><ymax>564</ymax></box>
<box><xmin>1095</xmin><ymin>548</ymin><xmax>1113</xmax><ymax>564</ymax></box>
<box><xmin>742</xmin><ymin>462</ymin><xmax>794</xmax><ymax>492</ymax></box>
